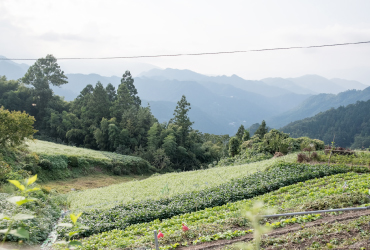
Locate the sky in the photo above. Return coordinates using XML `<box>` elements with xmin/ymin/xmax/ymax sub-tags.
<box><xmin>1</xmin><ymin>0</ymin><xmax>370</xmax><ymax>84</ymax></box>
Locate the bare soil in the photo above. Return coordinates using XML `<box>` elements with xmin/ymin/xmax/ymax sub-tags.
<box><xmin>42</xmin><ymin>173</ymin><xmax>149</xmax><ymax>193</ymax></box>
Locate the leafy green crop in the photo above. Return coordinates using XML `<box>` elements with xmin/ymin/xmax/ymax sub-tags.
<box><xmin>66</xmin><ymin>171</ymin><xmax>370</xmax><ymax>249</ymax></box>
<box><xmin>58</xmin><ymin>163</ymin><xmax>369</xmax><ymax>238</ymax></box>
<box><xmin>66</xmin><ymin>154</ymin><xmax>297</xmax><ymax>210</ymax></box>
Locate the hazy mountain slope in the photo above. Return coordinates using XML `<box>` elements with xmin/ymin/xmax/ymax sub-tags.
<box><xmin>268</xmin><ymin>87</ymin><xmax>370</xmax><ymax>128</ymax></box>
<box><xmin>0</xmin><ymin>56</ymin><xmax>29</xmax><ymax>80</ymax></box>
<box><xmin>140</xmin><ymin>68</ymin><xmax>293</xmax><ymax>97</ymax></box>
<box><xmin>135</xmin><ymin>77</ymin><xmax>275</xmax><ymax>134</ymax></box>
<box><xmin>51</xmin><ymin>74</ymin><xmax>121</xmax><ymax>101</ymax></box>
<box><xmin>262</xmin><ymin>77</ymin><xmax>317</xmax><ymax>95</ymax></box>
<box><xmin>143</xmin><ymin>100</ymin><xmax>230</xmax><ymax>134</ymax></box>
<box><xmin>288</xmin><ymin>75</ymin><xmax>347</xmax><ymax>94</ymax></box>
<box><xmin>330</xmin><ymin>78</ymin><xmax>368</xmax><ymax>90</ymax></box>
<box><xmin>281</xmin><ymin>99</ymin><xmax>370</xmax><ymax>147</ymax></box>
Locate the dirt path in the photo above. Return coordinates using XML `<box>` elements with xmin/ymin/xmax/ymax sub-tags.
<box><xmin>178</xmin><ymin>209</ymin><xmax>370</xmax><ymax>250</ymax></box>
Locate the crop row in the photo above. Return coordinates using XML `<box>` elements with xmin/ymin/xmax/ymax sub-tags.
<box><xmin>69</xmin><ymin>172</ymin><xmax>370</xmax><ymax>249</ymax></box>
<box><xmin>66</xmin><ymin>154</ymin><xmax>297</xmax><ymax>210</ymax></box>
<box><xmin>58</xmin><ymin>163</ymin><xmax>369</xmax><ymax>238</ymax></box>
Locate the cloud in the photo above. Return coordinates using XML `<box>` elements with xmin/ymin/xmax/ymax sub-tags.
<box><xmin>38</xmin><ymin>32</ymin><xmax>96</xmax><ymax>42</ymax></box>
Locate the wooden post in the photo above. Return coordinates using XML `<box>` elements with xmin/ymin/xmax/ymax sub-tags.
<box><xmin>154</xmin><ymin>230</ymin><xmax>159</xmax><ymax>250</ymax></box>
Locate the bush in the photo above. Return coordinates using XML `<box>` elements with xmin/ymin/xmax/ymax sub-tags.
<box><xmin>0</xmin><ymin>161</ymin><xmax>11</xmax><ymax>182</ymax></box>
<box><xmin>39</xmin><ymin>159</ymin><xmax>52</xmax><ymax>170</ymax></box>
<box><xmin>297</xmin><ymin>153</ymin><xmax>310</xmax><ymax>163</ymax></box>
<box><xmin>68</xmin><ymin>156</ymin><xmax>79</xmax><ymax>168</ymax></box>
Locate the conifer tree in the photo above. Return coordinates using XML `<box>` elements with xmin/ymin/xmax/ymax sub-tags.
<box><xmin>170</xmin><ymin>95</ymin><xmax>193</xmax><ymax>147</ymax></box>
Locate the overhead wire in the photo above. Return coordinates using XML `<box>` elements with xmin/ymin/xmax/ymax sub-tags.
<box><xmin>1</xmin><ymin>40</ymin><xmax>370</xmax><ymax>61</ymax></box>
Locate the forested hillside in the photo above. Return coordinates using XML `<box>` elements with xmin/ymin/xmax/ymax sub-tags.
<box><xmin>268</xmin><ymin>87</ymin><xmax>370</xmax><ymax>128</ymax></box>
<box><xmin>0</xmin><ymin>55</ymin><xmax>227</xmax><ymax>172</ymax></box>
<box><xmin>281</xmin><ymin>99</ymin><xmax>370</xmax><ymax>148</ymax></box>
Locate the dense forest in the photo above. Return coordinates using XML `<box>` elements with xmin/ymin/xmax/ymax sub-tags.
<box><xmin>281</xmin><ymin>99</ymin><xmax>370</xmax><ymax>148</ymax></box>
<box><xmin>0</xmin><ymin>55</ymin><xmax>230</xmax><ymax>172</ymax></box>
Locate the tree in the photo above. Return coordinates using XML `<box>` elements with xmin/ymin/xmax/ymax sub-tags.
<box><xmin>105</xmin><ymin>83</ymin><xmax>117</xmax><ymax>103</ymax></box>
<box><xmin>242</xmin><ymin>130</ymin><xmax>250</xmax><ymax>141</ymax></box>
<box><xmin>228</xmin><ymin>137</ymin><xmax>240</xmax><ymax>157</ymax></box>
<box><xmin>0</xmin><ymin>107</ymin><xmax>37</xmax><ymax>148</ymax></box>
<box><xmin>110</xmin><ymin>71</ymin><xmax>141</xmax><ymax>123</ymax></box>
<box><xmin>121</xmin><ymin>71</ymin><xmax>141</xmax><ymax>107</ymax></box>
<box><xmin>254</xmin><ymin>120</ymin><xmax>268</xmax><ymax>138</ymax></box>
<box><xmin>22</xmin><ymin>54</ymin><xmax>67</xmax><ymax>125</ymax></box>
<box><xmin>147</xmin><ymin>122</ymin><xmax>162</xmax><ymax>151</ymax></box>
<box><xmin>170</xmin><ymin>95</ymin><xmax>194</xmax><ymax>147</ymax></box>
<box><xmin>88</xmin><ymin>82</ymin><xmax>111</xmax><ymax>125</ymax></box>
<box><xmin>236</xmin><ymin>125</ymin><xmax>245</xmax><ymax>141</ymax></box>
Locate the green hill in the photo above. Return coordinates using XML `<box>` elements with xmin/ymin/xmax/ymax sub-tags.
<box><xmin>281</xmin><ymin>99</ymin><xmax>370</xmax><ymax>148</ymax></box>
<box><xmin>269</xmin><ymin>87</ymin><xmax>370</xmax><ymax>128</ymax></box>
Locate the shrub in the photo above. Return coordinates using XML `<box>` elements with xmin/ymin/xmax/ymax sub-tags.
<box><xmin>68</xmin><ymin>156</ymin><xmax>79</xmax><ymax>168</ymax></box>
<box><xmin>39</xmin><ymin>159</ymin><xmax>52</xmax><ymax>170</ymax></box>
<box><xmin>311</xmin><ymin>151</ymin><xmax>318</xmax><ymax>160</ymax></box>
<box><xmin>297</xmin><ymin>153</ymin><xmax>309</xmax><ymax>163</ymax></box>
<box><xmin>0</xmin><ymin>161</ymin><xmax>11</xmax><ymax>182</ymax></box>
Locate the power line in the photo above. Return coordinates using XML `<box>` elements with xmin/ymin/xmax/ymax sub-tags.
<box><xmin>2</xmin><ymin>40</ymin><xmax>370</xmax><ymax>61</ymax></box>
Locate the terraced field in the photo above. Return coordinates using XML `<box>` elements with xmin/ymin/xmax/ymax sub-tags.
<box><xmin>66</xmin><ymin>154</ymin><xmax>297</xmax><ymax>210</ymax></box>
<box><xmin>54</xmin><ymin>160</ymin><xmax>370</xmax><ymax>249</ymax></box>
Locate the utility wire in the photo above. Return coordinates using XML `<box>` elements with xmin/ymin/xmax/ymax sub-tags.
<box><xmin>2</xmin><ymin>40</ymin><xmax>370</xmax><ymax>61</ymax></box>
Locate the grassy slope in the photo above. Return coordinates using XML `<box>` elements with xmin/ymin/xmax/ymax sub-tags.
<box><xmin>27</xmin><ymin>140</ymin><xmax>111</xmax><ymax>160</ymax></box>
<box><xmin>66</xmin><ymin>154</ymin><xmax>297</xmax><ymax>210</ymax></box>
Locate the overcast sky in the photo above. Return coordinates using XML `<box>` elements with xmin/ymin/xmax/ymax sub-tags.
<box><xmin>1</xmin><ymin>0</ymin><xmax>370</xmax><ymax>83</ymax></box>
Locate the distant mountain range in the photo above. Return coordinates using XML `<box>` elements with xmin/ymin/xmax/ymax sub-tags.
<box><xmin>1</xmin><ymin>55</ymin><xmax>369</xmax><ymax>135</ymax></box>
<box><xmin>0</xmin><ymin>56</ymin><xmax>29</xmax><ymax>80</ymax></box>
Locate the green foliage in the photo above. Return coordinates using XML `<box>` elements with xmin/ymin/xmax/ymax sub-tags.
<box><xmin>169</xmin><ymin>95</ymin><xmax>193</xmax><ymax>147</ymax></box>
<box><xmin>66</xmin><ymin>155</ymin><xmax>295</xmax><ymax>210</ymax></box>
<box><xmin>238</xmin><ymin>129</ymin><xmax>324</xmax><ymax>161</ymax></box>
<box><xmin>0</xmin><ymin>106</ymin><xmax>37</xmax><ymax>148</ymax></box>
<box><xmin>21</xmin><ymin>54</ymin><xmax>68</xmax><ymax>128</ymax></box>
<box><xmin>317</xmin><ymin>150</ymin><xmax>370</xmax><ymax>165</ymax></box>
<box><xmin>25</xmin><ymin>140</ymin><xmax>154</xmax><ymax>182</ymax></box>
<box><xmin>58</xmin><ymin>162</ymin><xmax>368</xmax><ymax>238</ymax></box>
<box><xmin>254</xmin><ymin>120</ymin><xmax>268</xmax><ymax>138</ymax></box>
<box><xmin>237</xmin><ymin>201</ymin><xmax>275</xmax><ymax>250</ymax></box>
<box><xmin>69</xmin><ymin>171</ymin><xmax>370</xmax><ymax>249</ymax></box>
<box><xmin>236</xmin><ymin>125</ymin><xmax>245</xmax><ymax>141</ymax></box>
<box><xmin>217</xmin><ymin>150</ymin><xmax>272</xmax><ymax>167</ymax></box>
<box><xmin>351</xmin><ymin>134</ymin><xmax>370</xmax><ymax>149</ymax></box>
<box><xmin>0</xmin><ymin>175</ymin><xmax>60</xmax><ymax>244</ymax></box>
<box><xmin>300</xmin><ymin>193</ymin><xmax>369</xmax><ymax>211</ymax></box>
<box><xmin>56</xmin><ymin>212</ymin><xmax>89</xmax><ymax>249</ymax></box>
<box><xmin>228</xmin><ymin>137</ymin><xmax>240</xmax><ymax>157</ymax></box>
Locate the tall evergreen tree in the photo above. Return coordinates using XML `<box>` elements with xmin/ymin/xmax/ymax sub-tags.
<box><xmin>255</xmin><ymin>120</ymin><xmax>268</xmax><ymax>138</ymax></box>
<box><xmin>170</xmin><ymin>95</ymin><xmax>193</xmax><ymax>147</ymax></box>
<box><xmin>121</xmin><ymin>70</ymin><xmax>141</xmax><ymax>107</ymax></box>
<box><xmin>106</xmin><ymin>83</ymin><xmax>117</xmax><ymax>103</ymax></box>
<box><xmin>110</xmin><ymin>71</ymin><xmax>141</xmax><ymax>123</ymax></box>
<box><xmin>236</xmin><ymin>125</ymin><xmax>245</xmax><ymax>141</ymax></box>
<box><xmin>88</xmin><ymin>82</ymin><xmax>111</xmax><ymax>125</ymax></box>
